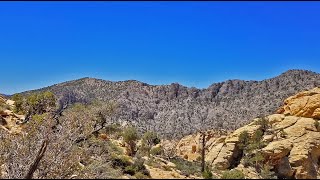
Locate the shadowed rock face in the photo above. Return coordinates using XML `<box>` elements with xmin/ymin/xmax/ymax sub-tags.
<box><xmin>18</xmin><ymin>70</ymin><xmax>320</xmax><ymax>138</ymax></box>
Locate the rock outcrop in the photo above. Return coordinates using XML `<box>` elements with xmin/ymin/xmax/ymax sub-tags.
<box><xmin>0</xmin><ymin>97</ymin><xmax>25</xmax><ymax>134</ymax></box>
<box><xmin>176</xmin><ymin>130</ymin><xmax>229</xmax><ymax>162</ymax></box>
<box><xmin>277</xmin><ymin>87</ymin><xmax>320</xmax><ymax>119</ymax></box>
<box><xmin>177</xmin><ymin>87</ymin><xmax>320</xmax><ymax>179</ymax></box>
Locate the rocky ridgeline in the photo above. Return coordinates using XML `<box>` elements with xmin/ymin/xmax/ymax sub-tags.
<box><xmin>18</xmin><ymin>70</ymin><xmax>320</xmax><ymax>138</ymax></box>
<box><xmin>177</xmin><ymin>87</ymin><xmax>320</xmax><ymax>179</ymax></box>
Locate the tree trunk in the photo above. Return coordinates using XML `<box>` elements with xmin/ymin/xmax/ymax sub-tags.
<box><xmin>201</xmin><ymin>132</ymin><xmax>206</xmax><ymax>173</ymax></box>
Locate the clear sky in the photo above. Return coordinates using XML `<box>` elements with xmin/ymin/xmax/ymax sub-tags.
<box><xmin>1</xmin><ymin>2</ymin><xmax>320</xmax><ymax>94</ymax></box>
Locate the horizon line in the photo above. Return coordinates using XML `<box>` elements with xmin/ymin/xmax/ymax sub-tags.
<box><xmin>6</xmin><ymin>68</ymin><xmax>318</xmax><ymax>96</ymax></box>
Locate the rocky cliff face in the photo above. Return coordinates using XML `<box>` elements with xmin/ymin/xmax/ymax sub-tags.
<box><xmin>177</xmin><ymin>87</ymin><xmax>320</xmax><ymax>179</ymax></box>
<box><xmin>18</xmin><ymin>70</ymin><xmax>320</xmax><ymax>138</ymax></box>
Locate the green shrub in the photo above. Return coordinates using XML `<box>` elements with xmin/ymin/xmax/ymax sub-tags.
<box><xmin>202</xmin><ymin>169</ymin><xmax>213</xmax><ymax>179</ymax></box>
<box><xmin>252</xmin><ymin>130</ymin><xmax>264</xmax><ymax>144</ymax></box>
<box><xmin>12</xmin><ymin>94</ymin><xmax>24</xmax><ymax>114</ymax></box>
<box><xmin>170</xmin><ymin>157</ymin><xmax>201</xmax><ymax>177</ymax></box>
<box><xmin>133</xmin><ymin>155</ymin><xmax>150</xmax><ymax>176</ymax></box>
<box><xmin>256</xmin><ymin>116</ymin><xmax>270</xmax><ymax>131</ymax></box>
<box><xmin>140</xmin><ymin>131</ymin><xmax>161</xmax><ymax>157</ymax></box>
<box><xmin>108</xmin><ymin>141</ymin><xmax>124</xmax><ymax>155</ymax></box>
<box><xmin>150</xmin><ymin>146</ymin><xmax>163</xmax><ymax>156</ymax></box>
<box><xmin>32</xmin><ymin>114</ymin><xmax>46</xmax><ymax>124</ymax></box>
<box><xmin>221</xmin><ymin>169</ymin><xmax>245</xmax><ymax>179</ymax></box>
<box><xmin>124</xmin><ymin>165</ymin><xmax>136</xmax><ymax>176</ymax></box>
<box><xmin>238</xmin><ymin>131</ymin><xmax>250</xmax><ymax>150</ymax></box>
<box><xmin>134</xmin><ymin>172</ymin><xmax>149</xmax><ymax>179</ymax></box>
<box><xmin>111</xmin><ymin>155</ymin><xmax>132</xmax><ymax>169</ymax></box>
<box><xmin>260</xmin><ymin>164</ymin><xmax>277</xmax><ymax>179</ymax></box>
<box><xmin>12</xmin><ymin>91</ymin><xmax>56</xmax><ymax>115</ymax></box>
<box><xmin>123</xmin><ymin>126</ymin><xmax>139</xmax><ymax>156</ymax></box>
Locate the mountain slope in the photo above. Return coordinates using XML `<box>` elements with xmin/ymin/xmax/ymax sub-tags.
<box><xmin>18</xmin><ymin>69</ymin><xmax>320</xmax><ymax>138</ymax></box>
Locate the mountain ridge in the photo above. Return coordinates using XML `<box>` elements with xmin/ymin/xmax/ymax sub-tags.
<box><xmin>12</xmin><ymin>69</ymin><xmax>318</xmax><ymax>96</ymax></box>
<box><xmin>15</xmin><ymin>69</ymin><xmax>320</xmax><ymax>138</ymax></box>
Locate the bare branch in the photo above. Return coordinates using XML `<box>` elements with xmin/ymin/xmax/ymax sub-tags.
<box><xmin>24</xmin><ymin>137</ymin><xmax>48</xmax><ymax>179</ymax></box>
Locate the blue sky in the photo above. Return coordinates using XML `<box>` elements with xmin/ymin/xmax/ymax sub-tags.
<box><xmin>1</xmin><ymin>2</ymin><xmax>320</xmax><ymax>94</ymax></box>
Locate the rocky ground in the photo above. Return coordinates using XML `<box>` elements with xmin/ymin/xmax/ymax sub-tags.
<box><xmin>0</xmin><ymin>96</ymin><xmax>24</xmax><ymax>134</ymax></box>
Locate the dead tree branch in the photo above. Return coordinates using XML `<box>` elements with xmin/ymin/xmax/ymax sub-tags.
<box><xmin>24</xmin><ymin>138</ymin><xmax>48</xmax><ymax>179</ymax></box>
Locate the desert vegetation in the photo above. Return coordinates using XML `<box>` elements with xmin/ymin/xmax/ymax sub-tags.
<box><xmin>2</xmin><ymin>71</ymin><xmax>320</xmax><ymax>179</ymax></box>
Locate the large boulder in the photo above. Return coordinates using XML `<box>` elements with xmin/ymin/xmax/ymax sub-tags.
<box><xmin>277</xmin><ymin>87</ymin><xmax>320</xmax><ymax>119</ymax></box>
<box><xmin>176</xmin><ymin>130</ymin><xmax>228</xmax><ymax>162</ymax></box>
<box><xmin>204</xmin><ymin>115</ymin><xmax>320</xmax><ymax>179</ymax></box>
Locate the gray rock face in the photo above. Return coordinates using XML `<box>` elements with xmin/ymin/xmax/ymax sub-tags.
<box><xmin>18</xmin><ymin>70</ymin><xmax>320</xmax><ymax>138</ymax></box>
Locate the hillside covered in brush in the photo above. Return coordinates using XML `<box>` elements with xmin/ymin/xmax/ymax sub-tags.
<box><xmin>17</xmin><ymin>70</ymin><xmax>320</xmax><ymax>138</ymax></box>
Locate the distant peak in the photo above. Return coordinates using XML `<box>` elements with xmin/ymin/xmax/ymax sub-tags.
<box><xmin>281</xmin><ymin>69</ymin><xmax>317</xmax><ymax>75</ymax></box>
<box><xmin>79</xmin><ymin>77</ymin><xmax>96</xmax><ymax>81</ymax></box>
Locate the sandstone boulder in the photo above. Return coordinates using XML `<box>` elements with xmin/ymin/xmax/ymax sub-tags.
<box><xmin>278</xmin><ymin>87</ymin><xmax>320</xmax><ymax>119</ymax></box>
<box><xmin>205</xmin><ymin>115</ymin><xmax>320</xmax><ymax>179</ymax></box>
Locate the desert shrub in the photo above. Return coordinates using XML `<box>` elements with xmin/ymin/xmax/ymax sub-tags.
<box><xmin>170</xmin><ymin>157</ymin><xmax>201</xmax><ymax>177</ymax></box>
<box><xmin>243</xmin><ymin>151</ymin><xmax>265</xmax><ymax>169</ymax></box>
<box><xmin>133</xmin><ymin>154</ymin><xmax>150</xmax><ymax>176</ymax></box>
<box><xmin>202</xmin><ymin>169</ymin><xmax>213</xmax><ymax>179</ymax></box>
<box><xmin>221</xmin><ymin>169</ymin><xmax>245</xmax><ymax>179</ymax></box>
<box><xmin>134</xmin><ymin>172</ymin><xmax>149</xmax><ymax>179</ymax></box>
<box><xmin>108</xmin><ymin>141</ymin><xmax>124</xmax><ymax>155</ymax></box>
<box><xmin>256</xmin><ymin>116</ymin><xmax>270</xmax><ymax>131</ymax></box>
<box><xmin>242</xmin><ymin>129</ymin><xmax>266</xmax><ymax>169</ymax></box>
<box><xmin>31</xmin><ymin>114</ymin><xmax>47</xmax><ymax>124</ymax></box>
<box><xmin>12</xmin><ymin>91</ymin><xmax>56</xmax><ymax>115</ymax></box>
<box><xmin>11</xmin><ymin>94</ymin><xmax>24</xmax><ymax>114</ymax></box>
<box><xmin>150</xmin><ymin>146</ymin><xmax>163</xmax><ymax>156</ymax></box>
<box><xmin>124</xmin><ymin>165</ymin><xmax>136</xmax><ymax>175</ymax></box>
<box><xmin>238</xmin><ymin>131</ymin><xmax>250</xmax><ymax>150</ymax></box>
<box><xmin>140</xmin><ymin>131</ymin><xmax>161</xmax><ymax>156</ymax></box>
<box><xmin>111</xmin><ymin>155</ymin><xmax>132</xmax><ymax>169</ymax></box>
<box><xmin>123</xmin><ymin>126</ymin><xmax>140</xmax><ymax>156</ymax></box>
<box><xmin>123</xmin><ymin>154</ymin><xmax>150</xmax><ymax>177</ymax></box>
<box><xmin>252</xmin><ymin>130</ymin><xmax>264</xmax><ymax>145</ymax></box>
<box><xmin>0</xmin><ymin>98</ymin><xmax>121</xmax><ymax>179</ymax></box>
<box><xmin>260</xmin><ymin>164</ymin><xmax>277</xmax><ymax>179</ymax></box>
